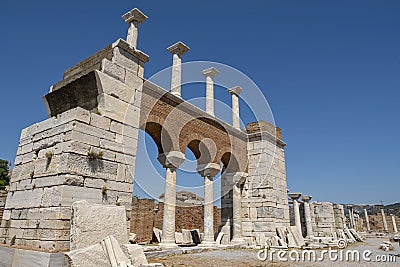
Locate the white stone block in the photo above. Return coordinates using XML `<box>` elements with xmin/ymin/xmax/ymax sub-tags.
<box><xmin>101</xmin><ymin>59</ymin><xmax>126</xmax><ymax>82</ymax></box>
<box><xmin>70</xmin><ymin>200</ymin><xmax>128</xmax><ymax>250</ymax></box>
<box><xmin>90</xmin><ymin>112</ymin><xmax>111</xmax><ymax>131</ymax></box>
<box><xmin>65</xmin><ymin>243</ymin><xmax>110</xmax><ymax>267</ymax></box>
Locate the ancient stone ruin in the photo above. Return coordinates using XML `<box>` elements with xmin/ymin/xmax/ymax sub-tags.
<box><xmin>0</xmin><ymin>6</ymin><xmax>397</xmax><ymax>267</ymax></box>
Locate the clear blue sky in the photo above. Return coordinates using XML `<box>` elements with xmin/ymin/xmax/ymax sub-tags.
<box><xmin>0</xmin><ymin>1</ymin><xmax>399</xmax><ymax>205</ymax></box>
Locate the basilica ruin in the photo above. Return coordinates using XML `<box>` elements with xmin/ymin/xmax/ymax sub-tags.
<box><xmin>0</xmin><ymin>8</ymin><xmax>398</xmax><ymax>267</ymax></box>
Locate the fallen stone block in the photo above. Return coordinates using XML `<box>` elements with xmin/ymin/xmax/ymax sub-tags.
<box><xmin>120</xmin><ymin>244</ymin><xmax>148</xmax><ymax>267</ymax></box>
<box><xmin>70</xmin><ymin>200</ymin><xmax>128</xmax><ymax>250</ymax></box>
<box><xmin>65</xmin><ymin>243</ymin><xmax>111</xmax><ymax>267</ymax></box>
<box><xmin>152</xmin><ymin>228</ymin><xmax>162</xmax><ymax>243</ymax></box>
<box><xmin>100</xmin><ymin>235</ymin><xmax>131</xmax><ymax>267</ymax></box>
<box><xmin>181</xmin><ymin>229</ymin><xmax>193</xmax><ymax>244</ymax></box>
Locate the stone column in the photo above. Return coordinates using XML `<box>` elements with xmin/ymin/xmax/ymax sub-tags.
<box><xmin>202</xmin><ymin>67</ymin><xmax>219</xmax><ymax>116</ymax></box>
<box><xmin>157</xmin><ymin>151</ymin><xmax>185</xmax><ymax>249</ymax></box>
<box><xmin>167</xmin><ymin>42</ymin><xmax>190</xmax><ymax>98</ymax></box>
<box><xmin>363</xmin><ymin>206</ymin><xmax>371</xmax><ymax>232</ymax></box>
<box><xmin>301</xmin><ymin>195</ymin><xmax>313</xmax><ymax>238</ymax></box>
<box><xmin>381</xmin><ymin>207</ymin><xmax>388</xmax><ymax>233</ymax></box>
<box><xmin>289</xmin><ymin>193</ymin><xmax>302</xmax><ymax>236</ymax></box>
<box><xmin>390</xmin><ymin>214</ymin><xmax>398</xmax><ymax>234</ymax></box>
<box><xmin>122</xmin><ymin>8</ymin><xmax>148</xmax><ymax>48</ymax></box>
<box><xmin>227</xmin><ymin>86</ymin><xmax>242</xmax><ymax>129</ymax></box>
<box><xmin>347</xmin><ymin>205</ymin><xmax>355</xmax><ymax>228</ymax></box>
<box><xmin>231</xmin><ymin>172</ymin><xmax>247</xmax><ymax>244</ymax></box>
<box><xmin>197</xmin><ymin>163</ymin><xmax>220</xmax><ymax>246</ymax></box>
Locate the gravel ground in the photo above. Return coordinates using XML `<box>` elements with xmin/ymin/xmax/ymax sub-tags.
<box><xmin>148</xmin><ymin>238</ymin><xmax>400</xmax><ymax>267</ymax></box>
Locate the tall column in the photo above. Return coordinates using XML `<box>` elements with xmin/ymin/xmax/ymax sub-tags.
<box><xmin>157</xmin><ymin>151</ymin><xmax>185</xmax><ymax>249</ymax></box>
<box><xmin>167</xmin><ymin>42</ymin><xmax>190</xmax><ymax>98</ymax></box>
<box><xmin>363</xmin><ymin>206</ymin><xmax>371</xmax><ymax>232</ymax></box>
<box><xmin>390</xmin><ymin>214</ymin><xmax>398</xmax><ymax>234</ymax></box>
<box><xmin>301</xmin><ymin>195</ymin><xmax>314</xmax><ymax>238</ymax></box>
<box><xmin>122</xmin><ymin>8</ymin><xmax>148</xmax><ymax>48</ymax></box>
<box><xmin>231</xmin><ymin>172</ymin><xmax>247</xmax><ymax>244</ymax></box>
<box><xmin>227</xmin><ymin>86</ymin><xmax>242</xmax><ymax>129</ymax></box>
<box><xmin>202</xmin><ymin>67</ymin><xmax>219</xmax><ymax>116</ymax></box>
<box><xmin>197</xmin><ymin>163</ymin><xmax>220</xmax><ymax>246</ymax></box>
<box><xmin>289</xmin><ymin>193</ymin><xmax>302</xmax><ymax>236</ymax></box>
<box><xmin>347</xmin><ymin>205</ymin><xmax>355</xmax><ymax>228</ymax></box>
<box><xmin>381</xmin><ymin>207</ymin><xmax>388</xmax><ymax>233</ymax></box>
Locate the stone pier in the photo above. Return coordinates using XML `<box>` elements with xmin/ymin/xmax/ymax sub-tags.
<box><xmin>363</xmin><ymin>206</ymin><xmax>371</xmax><ymax>232</ymax></box>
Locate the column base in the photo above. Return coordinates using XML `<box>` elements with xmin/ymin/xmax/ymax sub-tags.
<box><xmin>159</xmin><ymin>241</ymin><xmax>179</xmax><ymax>250</ymax></box>
<box><xmin>231</xmin><ymin>237</ymin><xmax>246</xmax><ymax>245</ymax></box>
<box><xmin>198</xmin><ymin>240</ymin><xmax>216</xmax><ymax>247</ymax></box>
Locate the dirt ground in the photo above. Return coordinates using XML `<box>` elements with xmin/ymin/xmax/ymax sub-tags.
<box><xmin>148</xmin><ymin>238</ymin><xmax>400</xmax><ymax>267</ymax></box>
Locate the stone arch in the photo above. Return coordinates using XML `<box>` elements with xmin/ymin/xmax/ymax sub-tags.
<box><xmin>141</xmin><ymin>122</ymin><xmax>173</xmax><ymax>154</ymax></box>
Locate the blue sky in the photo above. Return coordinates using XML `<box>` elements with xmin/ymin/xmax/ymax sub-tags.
<box><xmin>0</xmin><ymin>1</ymin><xmax>399</xmax><ymax>205</ymax></box>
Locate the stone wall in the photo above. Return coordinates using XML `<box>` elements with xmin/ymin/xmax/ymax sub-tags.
<box><xmin>130</xmin><ymin>198</ymin><xmax>221</xmax><ymax>243</ymax></box>
<box><xmin>0</xmin><ymin>191</ymin><xmax>7</xmax><ymax>222</ymax></box>
<box><xmin>333</xmin><ymin>204</ymin><xmax>346</xmax><ymax>230</ymax></box>
<box><xmin>310</xmin><ymin>202</ymin><xmax>336</xmax><ymax>237</ymax></box>
<box><xmin>237</xmin><ymin>121</ymin><xmax>289</xmax><ymax>245</ymax></box>
<box><xmin>0</xmin><ymin>38</ymin><xmax>146</xmax><ymax>251</ymax></box>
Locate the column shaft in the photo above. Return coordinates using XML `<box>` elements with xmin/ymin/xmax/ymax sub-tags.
<box><xmin>127</xmin><ymin>21</ymin><xmax>139</xmax><ymax>48</ymax></box>
<box><xmin>391</xmin><ymin>215</ymin><xmax>398</xmax><ymax>233</ymax></box>
<box><xmin>206</xmin><ymin>75</ymin><xmax>214</xmax><ymax>116</ymax></box>
<box><xmin>381</xmin><ymin>208</ymin><xmax>388</xmax><ymax>233</ymax></box>
<box><xmin>203</xmin><ymin>176</ymin><xmax>214</xmax><ymax>243</ymax></box>
<box><xmin>161</xmin><ymin>167</ymin><xmax>177</xmax><ymax>245</ymax></box>
<box><xmin>232</xmin><ymin>94</ymin><xmax>240</xmax><ymax>129</ymax></box>
<box><xmin>293</xmin><ymin>200</ymin><xmax>302</xmax><ymax>236</ymax></box>
<box><xmin>170</xmin><ymin>54</ymin><xmax>182</xmax><ymax>97</ymax></box>
<box><xmin>303</xmin><ymin>202</ymin><xmax>313</xmax><ymax>237</ymax></box>
<box><xmin>232</xmin><ymin>183</ymin><xmax>242</xmax><ymax>241</ymax></box>
<box><xmin>364</xmin><ymin>208</ymin><xmax>371</xmax><ymax>232</ymax></box>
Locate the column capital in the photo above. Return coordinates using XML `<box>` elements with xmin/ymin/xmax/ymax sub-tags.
<box><xmin>157</xmin><ymin>151</ymin><xmax>185</xmax><ymax>169</ymax></box>
<box><xmin>167</xmin><ymin>41</ymin><xmax>190</xmax><ymax>57</ymax></box>
<box><xmin>202</xmin><ymin>67</ymin><xmax>219</xmax><ymax>79</ymax></box>
<box><xmin>301</xmin><ymin>195</ymin><xmax>312</xmax><ymax>203</ymax></box>
<box><xmin>197</xmin><ymin>163</ymin><xmax>220</xmax><ymax>178</ymax></box>
<box><xmin>288</xmin><ymin>193</ymin><xmax>301</xmax><ymax>200</ymax></box>
<box><xmin>122</xmin><ymin>8</ymin><xmax>148</xmax><ymax>25</ymax></box>
<box><xmin>227</xmin><ymin>86</ymin><xmax>242</xmax><ymax>96</ymax></box>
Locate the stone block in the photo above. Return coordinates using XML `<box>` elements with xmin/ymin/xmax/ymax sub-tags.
<box><xmin>121</xmin><ymin>244</ymin><xmax>148</xmax><ymax>267</ymax></box>
<box><xmin>112</xmin><ymin>47</ymin><xmax>139</xmax><ymax>71</ymax></box>
<box><xmin>90</xmin><ymin>112</ymin><xmax>111</xmax><ymax>130</ymax></box>
<box><xmin>65</xmin><ymin>243</ymin><xmax>110</xmax><ymax>267</ymax></box>
<box><xmin>70</xmin><ymin>200</ymin><xmax>129</xmax><ymax>250</ymax></box>
<box><xmin>56</xmin><ymin>107</ymin><xmax>91</xmax><ymax>125</ymax></box>
<box><xmin>96</xmin><ymin>70</ymin><xmax>136</xmax><ymax>104</ymax></box>
<box><xmin>101</xmin><ymin>59</ymin><xmax>126</xmax><ymax>82</ymax></box>
<box><xmin>181</xmin><ymin>229</ymin><xmax>193</xmax><ymax>244</ymax></box>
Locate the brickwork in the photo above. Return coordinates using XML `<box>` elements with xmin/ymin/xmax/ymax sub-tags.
<box><xmin>368</xmin><ymin>214</ymin><xmax>400</xmax><ymax>233</ymax></box>
<box><xmin>130</xmin><ymin>198</ymin><xmax>221</xmax><ymax>243</ymax></box>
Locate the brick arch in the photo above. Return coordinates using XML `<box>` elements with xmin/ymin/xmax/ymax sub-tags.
<box><xmin>140</xmin><ymin>122</ymin><xmax>173</xmax><ymax>154</ymax></box>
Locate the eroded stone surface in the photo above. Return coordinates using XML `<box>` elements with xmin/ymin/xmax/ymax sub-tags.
<box><xmin>70</xmin><ymin>200</ymin><xmax>128</xmax><ymax>250</ymax></box>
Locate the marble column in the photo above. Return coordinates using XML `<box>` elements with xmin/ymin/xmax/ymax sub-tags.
<box><xmin>157</xmin><ymin>151</ymin><xmax>185</xmax><ymax>249</ymax></box>
<box><xmin>227</xmin><ymin>86</ymin><xmax>242</xmax><ymax>129</ymax></box>
<box><xmin>167</xmin><ymin>42</ymin><xmax>190</xmax><ymax>98</ymax></box>
<box><xmin>231</xmin><ymin>172</ymin><xmax>247</xmax><ymax>244</ymax></box>
<box><xmin>122</xmin><ymin>8</ymin><xmax>148</xmax><ymax>48</ymax></box>
<box><xmin>301</xmin><ymin>195</ymin><xmax>313</xmax><ymax>238</ymax></box>
<box><xmin>390</xmin><ymin>214</ymin><xmax>398</xmax><ymax>234</ymax></box>
<box><xmin>197</xmin><ymin>163</ymin><xmax>220</xmax><ymax>246</ymax></box>
<box><xmin>202</xmin><ymin>67</ymin><xmax>219</xmax><ymax>116</ymax></box>
<box><xmin>347</xmin><ymin>205</ymin><xmax>355</xmax><ymax>229</ymax></box>
<box><xmin>363</xmin><ymin>206</ymin><xmax>371</xmax><ymax>232</ymax></box>
<box><xmin>289</xmin><ymin>193</ymin><xmax>302</xmax><ymax>236</ymax></box>
<box><xmin>381</xmin><ymin>207</ymin><xmax>388</xmax><ymax>233</ymax></box>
